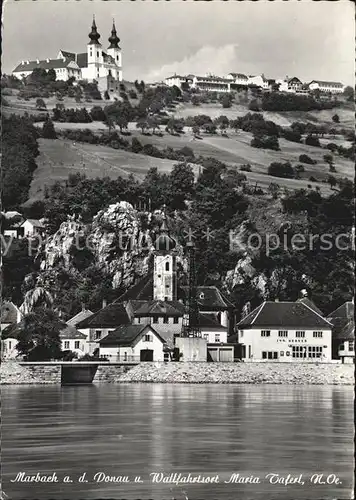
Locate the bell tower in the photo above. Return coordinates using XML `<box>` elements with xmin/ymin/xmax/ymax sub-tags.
<box><xmin>153</xmin><ymin>208</ymin><xmax>177</xmax><ymax>302</ymax></box>
<box><xmin>87</xmin><ymin>17</ymin><xmax>102</xmax><ymax>80</ymax></box>
<box><xmin>107</xmin><ymin>20</ymin><xmax>122</xmax><ymax>81</ymax></box>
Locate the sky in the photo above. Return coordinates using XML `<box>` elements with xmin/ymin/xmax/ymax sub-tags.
<box><xmin>1</xmin><ymin>0</ymin><xmax>355</xmax><ymax>85</ymax></box>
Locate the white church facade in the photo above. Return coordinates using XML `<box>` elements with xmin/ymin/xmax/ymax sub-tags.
<box><xmin>12</xmin><ymin>18</ymin><xmax>122</xmax><ymax>91</ymax></box>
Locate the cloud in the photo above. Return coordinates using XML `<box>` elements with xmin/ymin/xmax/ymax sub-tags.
<box><xmin>144</xmin><ymin>44</ymin><xmax>239</xmax><ymax>82</ymax></box>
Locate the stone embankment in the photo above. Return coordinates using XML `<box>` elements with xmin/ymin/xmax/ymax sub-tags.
<box><xmin>115</xmin><ymin>362</ymin><xmax>354</xmax><ymax>385</ymax></box>
<box><xmin>0</xmin><ymin>361</ymin><xmax>61</xmax><ymax>384</ymax></box>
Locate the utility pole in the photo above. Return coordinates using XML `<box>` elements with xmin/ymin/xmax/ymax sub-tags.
<box><xmin>182</xmin><ymin>240</ymin><xmax>201</xmax><ymax>338</ymax></box>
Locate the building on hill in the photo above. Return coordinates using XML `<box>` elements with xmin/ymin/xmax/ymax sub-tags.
<box><xmin>237</xmin><ymin>300</ymin><xmax>333</xmax><ymax>362</ymax></box>
<box><xmin>12</xmin><ymin>57</ymin><xmax>82</xmax><ymax>81</ymax></box>
<box><xmin>328</xmin><ymin>301</ymin><xmax>354</xmax><ymax>363</ymax></box>
<box><xmin>165</xmin><ymin>74</ymin><xmax>194</xmax><ymax>89</ymax></box>
<box><xmin>308</xmin><ymin>80</ymin><xmax>344</xmax><ymax>94</ymax></box>
<box><xmin>12</xmin><ymin>18</ymin><xmax>122</xmax><ymax>93</ymax></box>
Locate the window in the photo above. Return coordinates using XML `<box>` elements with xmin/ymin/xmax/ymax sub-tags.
<box><xmin>296</xmin><ymin>331</ymin><xmax>305</xmax><ymax>338</ymax></box>
<box><xmin>173</xmin><ymin>317</ymin><xmax>179</xmax><ymax>324</ymax></box>
<box><xmin>97</xmin><ymin>51</ymin><xmax>99</xmax><ymax>57</ymax></box>
<box><xmin>308</xmin><ymin>346</ymin><xmax>323</xmax><ymax>358</ymax></box>
<box><xmin>239</xmin><ymin>330</ymin><xmax>244</xmax><ymax>338</ymax></box>
<box><xmin>261</xmin><ymin>330</ymin><xmax>271</xmax><ymax>337</ymax></box>
<box><xmin>74</xmin><ymin>341</ymin><xmax>80</xmax><ymax>349</ymax></box>
<box><xmin>165</xmin><ymin>262</ymin><xmax>170</xmax><ymax>271</ymax></box>
<box><xmin>292</xmin><ymin>345</ymin><xmax>307</xmax><ymax>358</ymax></box>
<box><xmin>163</xmin><ymin>317</ymin><xmax>169</xmax><ymax>324</ymax></box>
<box><xmin>95</xmin><ymin>330</ymin><xmax>101</xmax><ymax>340</ymax></box>
<box><xmin>215</xmin><ymin>334</ymin><xmax>220</xmax><ymax>343</ymax></box>
<box><xmin>262</xmin><ymin>351</ymin><xmax>278</xmax><ymax>360</ymax></box>
<box><xmin>153</xmin><ymin>317</ymin><xmax>158</xmax><ymax>324</ymax></box>
<box><xmin>64</xmin><ymin>341</ymin><xmax>70</xmax><ymax>349</ymax></box>
<box><xmin>278</xmin><ymin>330</ymin><xmax>288</xmax><ymax>337</ymax></box>
<box><xmin>313</xmin><ymin>331</ymin><xmax>323</xmax><ymax>338</ymax></box>
<box><xmin>8</xmin><ymin>341</ymin><xmax>12</xmax><ymax>349</ymax></box>
<box><xmin>144</xmin><ymin>334</ymin><xmax>152</xmax><ymax>342</ymax></box>
<box><xmin>203</xmin><ymin>334</ymin><xmax>209</xmax><ymax>341</ymax></box>
<box><xmin>349</xmin><ymin>341</ymin><xmax>354</xmax><ymax>352</ymax></box>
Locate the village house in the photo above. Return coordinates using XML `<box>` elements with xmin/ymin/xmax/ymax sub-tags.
<box><xmin>20</xmin><ymin>219</ymin><xmax>45</xmax><ymax>239</ymax></box>
<box><xmin>226</xmin><ymin>73</ymin><xmax>249</xmax><ymax>87</ymax></box>
<box><xmin>237</xmin><ymin>299</ymin><xmax>333</xmax><ymax>362</ymax></box>
<box><xmin>164</xmin><ymin>74</ymin><xmax>194</xmax><ymax>89</ymax></box>
<box><xmin>98</xmin><ymin>324</ymin><xmax>166</xmax><ymax>362</ymax></box>
<box><xmin>1</xmin><ymin>301</ymin><xmax>22</xmax><ymax>359</ymax></box>
<box><xmin>191</xmin><ymin>75</ymin><xmax>232</xmax><ymax>93</ymax></box>
<box><xmin>248</xmin><ymin>74</ymin><xmax>269</xmax><ymax>90</ymax></box>
<box><xmin>328</xmin><ymin>301</ymin><xmax>354</xmax><ymax>364</ymax></box>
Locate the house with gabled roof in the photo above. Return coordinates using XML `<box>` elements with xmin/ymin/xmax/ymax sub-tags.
<box><xmin>98</xmin><ymin>324</ymin><xmax>166</xmax><ymax>362</ymax></box>
<box><xmin>237</xmin><ymin>299</ymin><xmax>333</xmax><ymax>362</ymax></box>
<box><xmin>327</xmin><ymin>301</ymin><xmax>354</xmax><ymax>363</ymax></box>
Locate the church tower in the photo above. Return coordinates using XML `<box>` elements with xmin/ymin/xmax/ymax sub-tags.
<box><xmin>107</xmin><ymin>20</ymin><xmax>122</xmax><ymax>81</ymax></box>
<box><xmin>87</xmin><ymin>17</ymin><xmax>102</xmax><ymax>80</ymax></box>
<box><xmin>153</xmin><ymin>209</ymin><xmax>177</xmax><ymax>302</ymax></box>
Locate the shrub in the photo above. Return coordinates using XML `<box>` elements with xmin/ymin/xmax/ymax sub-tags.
<box><xmin>268</xmin><ymin>161</ymin><xmax>295</xmax><ymax>179</ymax></box>
<box><xmin>281</xmin><ymin>128</ymin><xmax>301</xmax><ymax>143</ymax></box>
<box><xmin>131</xmin><ymin>137</ymin><xmax>143</xmax><ymax>153</ymax></box>
<box><xmin>129</xmin><ymin>89</ymin><xmax>138</xmax><ymax>99</ymax></box>
<box><xmin>240</xmin><ymin>164</ymin><xmax>252</xmax><ymax>172</ymax></box>
<box><xmin>332</xmin><ymin>113</ymin><xmax>340</xmax><ymax>123</ymax></box>
<box><xmin>326</xmin><ymin>143</ymin><xmax>338</xmax><ymax>153</ymax></box>
<box><xmin>299</xmin><ymin>154</ymin><xmax>317</xmax><ymax>165</ymax></box>
<box><xmin>305</xmin><ymin>135</ymin><xmax>321</xmax><ymax>147</ymax></box>
<box><xmin>248</xmin><ymin>99</ymin><xmax>261</xmax><ymax>112</ymax></box>
<box><xmin>251</xmin><ymin>135</ymin><xmax>280</xmax><ymax>151</ymax></box>
<box><xmin>42</xmin><ymin>118</ymin><xmax>57</xmax><ymax>139</ymax></box>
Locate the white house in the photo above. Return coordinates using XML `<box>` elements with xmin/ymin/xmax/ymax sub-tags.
<box><xmin>60</xmin><ymin>325</ymin><xmax>88</xmax><ymax>356</ymax></box>
<box><xmin>237</xmin><ymin>300</ymin><xmax>333</xmax><ymax>362</ymax></box>
<box><xmin>98</xmin><ymin>324</ymin><xmax>166</xmax><ymax>362</ymax></box>
<box><xmin>192</xmin><ymin>75</ymin><xmax>231</xmax><ymax>93</ymax></box>
<box><xmin>328</xmin><ymin>301</ymin><xmax>354</xmax><ymax>364</ymax></box>
<box><xmin>20</xmin><ymin>219</ymin><xmax>45</xmax><ymax>239</ymax></box>
<box><xmin>13</xmin><ymin>58</ymin><xmax>81</xmax><ymax>81</ymax></box>
<box><xmin>248</xmin><ymin>75</ymin><xmax>269</xmax><ymax>90</ymax></box>
<box><xmin>1</xmin><ymin>301</ymin><xmax>22</xmax><ymax>359</ymax></box>
<box><xmin>12</xmin><ymin>19</ymin><xmax>122</xmax><ymax>89</ymax></box>
<box><xmin>165</xmin><ymin>75</ymin><xmax>194</xmax><ymax>89</ymax></box>
<box><xmin>308</xmin><ymin>80</ymin><xmax>344</xmax><ymax>94</ymax></box>
<box><xmin>226</xmin><ymin>73</ymin><xmax>249</xmax><ymax>87</ymax></box>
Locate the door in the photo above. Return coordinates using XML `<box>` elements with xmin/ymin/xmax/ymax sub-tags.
<box><xmin>219</xmin><ymin>348</ymin><xmax>233</xmax><ymax>362</ymax></box>
<box><xmin>140</xmin><ymin>349</ymin><xmax>154</xmax><ymax>362</ymax></box>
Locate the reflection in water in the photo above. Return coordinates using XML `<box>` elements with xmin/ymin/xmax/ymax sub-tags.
<box><xmin>2</xmin><ymin>384</ymin><xmax>354</xmax><ymax>500</ymax></box>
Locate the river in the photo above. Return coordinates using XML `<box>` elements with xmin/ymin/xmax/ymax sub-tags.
<box><xmin>1</xmin><ymin>384</ymin><xmax>354</xmax><ymax>500</ymax></box>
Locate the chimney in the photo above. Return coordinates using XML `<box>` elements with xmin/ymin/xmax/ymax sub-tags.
<box><xmin>102</xmin><ymin>298</ymin><xmax>107</xmax><ymax>309</ymax></box>
<box><xmin>36</xmin><ymin>59</ymin><xmax>40</xmax><ymax>64</ymax></box>
<box><xmin>21</xmin><ymin>60</ymin><xmax>24</xmax><ymax>65</ymax></box>
<box><xmin>81</xmin><ymin>302</ymin><xmax>86</xmax><ymax>311</ymax></box>
<box><xmin>46</xmin><ymin>58</ymin><xmax>50</xmax><ymax>63</ymax></box>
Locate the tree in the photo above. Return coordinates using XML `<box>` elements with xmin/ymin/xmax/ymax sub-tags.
<box><xmin>191</xmin><ymin>95</ymin><xmax>201</xmax><ymax>106</ymax></box>
<box><xmin>192</xmin><ymin>125</ymin><xmax>200</xmax><ymax>138</ymax></box>
<box><xmin>220</xmin><ymin>94</ymin><xmax>233</xmax><ymax>108</ymax></box>
<box><xmin>268</xmin><ymin>182</ymin><xmax>280</xmax><ymax>199</ymax></box>
<box><xmin>35</xmin><ymin>98</ymin><xmax>47</xmax><ymax>110</ymax></box>
<box><xmin>169</xmin><ymin>162</ymin><xmax>195</xmax><ymax>210</ymax></box>
<box><xmin>42</xmin><ymin>118</ymin><xmax>57</xmax><ymax>139</ymax></box>
<box><xmin>15</xmin><ymin>308</ymin><xmax>62</xmax><ymax>361</ymax></box>
<box><xmin>327</xmin><ymin>175</ymin><xmax>337</xmax><ymax>189</ymax></box>
<box><xmin>136</xmin><ymin>118</ymin><xmax>149</xmax><ymax>134</ymax></box>
<box><xmin>116</xmin><ymin>115</ymin><xmax>129</xmax><ymax>133</ymax></box>
<box><xmin>343</xmin><ymin>86</ymin><xmax>354</xmax><ymax>101</ymax></box>
<box><xmin>305</xmin><ymin>135</ymin><xmax>321</xmax><ymax>147</ymax></box>
<box><xmin>20</xmin><ymin>286</ymin><xmax>54</xmax><ymax>315</ymax></box>
<box><xmin>323</xmin><ymin>153</ymin><xmax>334</xmax><ymax>171</ymax></box>
<box><xmin>268</xmin><ymin>162</ymin><xmax>294</xmax><ymax>179</ymax></box>
<box><xmin>332</xmin><ymin>113</ymin><xmax>340</xmax><ymax>123</ymax></box>
<box><xmin>103</xmin><ymin>115</ymin><xmax>115</xmax><ymax>133</ymax></box>
<box><xmin>47</xmin><ymin>68</ymin><xmax>56</xmax><ymax>82</ymax></box>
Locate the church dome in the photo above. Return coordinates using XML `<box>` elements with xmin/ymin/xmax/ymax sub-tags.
<box><xmin>108</xmin><ymin>21</ymin><xmax>120</xmax><ymax>49</ymax></box>
<box><xmin>154</xmin><ymin>233</ymin><xmax>176</xmax><ymax>252</ymax></box>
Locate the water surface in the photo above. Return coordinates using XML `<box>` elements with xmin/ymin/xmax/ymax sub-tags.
<box><xmin>1</xmin><ymin>384</ymin><xmax>354</xmax><ymax>499</ymax></box>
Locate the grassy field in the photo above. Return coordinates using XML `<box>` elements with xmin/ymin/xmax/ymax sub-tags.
<box><xmin>29</xmin><ymin>138</ymin><xmax>195</xmax><ymax>201</ymax></box>
<box><xmin>4</xmin><ymin>93</ymin><xmax>353</xmax><ymax>200</ymax></box>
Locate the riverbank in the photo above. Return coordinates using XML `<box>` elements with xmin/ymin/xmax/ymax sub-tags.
<box><xmin>1</xmin><ymin>360</ymin><xmax>353</xmax><ymax>385</ymax></box>
<box><xmin>113</xmin><ymin>361</ymin><xmax>354</xmax><ymax>385</ymax></box>
<box><xmin>0</xmin><ymin>361</ymin><xmax>60</xmax><ymax>384</ymax></box>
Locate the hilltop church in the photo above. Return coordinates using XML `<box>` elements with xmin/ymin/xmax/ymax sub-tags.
<box><xmin>12</xmin><ymin>18</ymin><xmax>122</xmax><ymax>93</ymax></box>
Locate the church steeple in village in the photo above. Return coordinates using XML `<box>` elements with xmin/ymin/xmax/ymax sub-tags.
<box><xmin>108</xmin><ymin>20</ymin><xmax>120</xmax><ymax>49</ymax></box>
<box><xmin>153</xmin><ymin>206</ymin><xmax>177</xmax><ymax>302</ymax></box>
<box><xmin>88</xmin><ymin>16</ymin><xmax>101</xmax><ymax>45</ymax></box>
